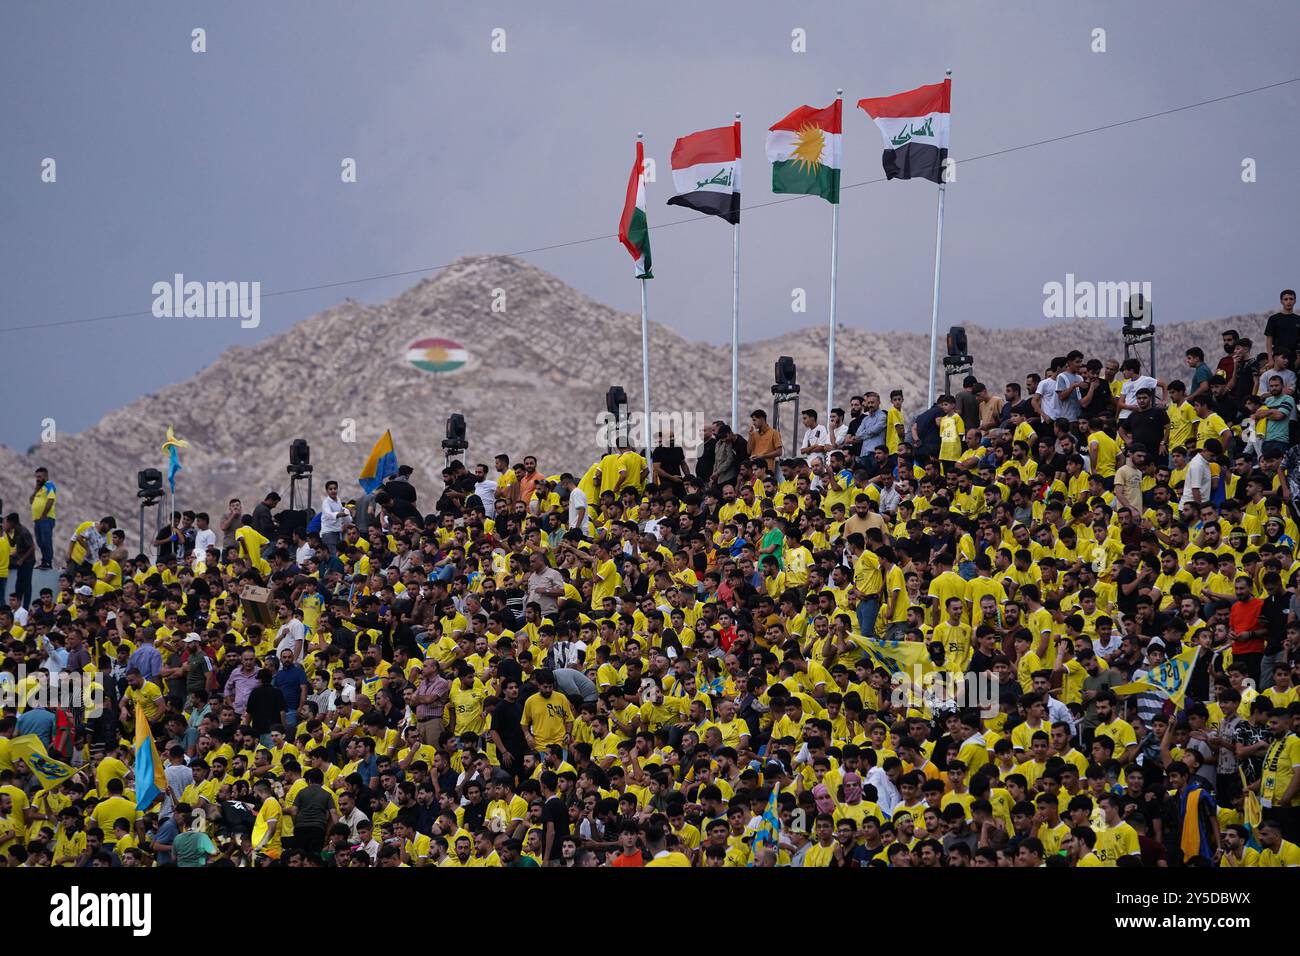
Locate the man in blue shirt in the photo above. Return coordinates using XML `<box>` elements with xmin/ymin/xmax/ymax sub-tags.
<box><xmin>852</xmin><ymin>392</ymin><xmax>888</xmax><ymax>467</ymax></box>
<box><xmin>15</xmin><ymin>705</ymin><xmax>56</xmax><ymax>747</ymax></box>
<box><xmin>272</xmin><ymin>649</ymin><xmax>309</xmax><ymax>732</ymax></box>
<box><xmin>126</xmin><ymin>627</ymin><xmax>163</xmax><ymax>682</ymax></box>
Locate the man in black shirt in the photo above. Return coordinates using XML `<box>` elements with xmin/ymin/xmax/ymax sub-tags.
<box><xmin>538</xmin><ymin>769</ymin><xmax>569</xmax><ymax>863</ymax></box>
<box><xmin>694</xmin><ymin>423</ymin><xmax>717</xmax><ymax>483</ymax></box>
<box><xmin>385</xmin><ymin>467</ymin><xmax>418</xmax><ymax>504</ymax></box>
<box><xmin>245</xmin><ymin>668</ymin><xmax>286</xmax><ymax>736</ymax></box>
<box><xmin>251</xmin><ymin>493</ymin><xmax>279</xmax><ymax>539</ymax></box>
<box><xmin>378</xmin><ymin>490</ymin><xmax>420</xmax><ymax>525</ymax></box>
<box><xmin>651</xmin><ymin>438</ymin><xmax>687</xmax><ymax>491</ymax></box>
<box><xmin>1120</xmin><ymin>389</ymin><xmax>1169</xmax><ymax>461</ymax></box>
<box><xmin>1265</xmin><ymin>289</ymin><xmax>1300</xmax><ymax>365</ymax></box>
<box><xmin>489</xmin><ymin>678</ymin><xmax>529</xmax><ymax>777</ymax></box>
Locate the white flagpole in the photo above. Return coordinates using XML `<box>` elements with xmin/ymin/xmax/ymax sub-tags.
<box><xmin>927</xmin><ymin>69</ymin><xmax>952</xmax><ymax>407</ymax></box>
<box><xmin>638</xmin><ymin>132</ymin><xmax>653</xmax><ymax>469</ymax></box>
<box><xmin>640</xmin><ymin>276</ymin><xmax>653</xmax><ymax>468</ymax></box>
<box><xmin>731</xmin><ymin>112</ymin><xmax>741</xmax><ymax>433</ymax></box>
<box><xmin>827</xmin><ymin>88</ymin><xmax>843</xmax><ymax>419</ymax></box>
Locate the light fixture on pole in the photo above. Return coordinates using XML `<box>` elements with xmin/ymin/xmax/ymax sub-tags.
<box><xmin>1122</xmin><ymin>293</ymin><xmax>1155</xmax><ymax>373</ymax></box>
<box><xmin>137</xmin><ymin>468</ymin><xmax>165</xmax><ymax>556</ymax></box>
<box><xmin>770</xmin><ymin>355</ymin><xmax>801</xmax><ymax>452</ymax></box>
<box><xmin>941</xmin><ymin>325</ymin><xmax>973</xmax><ymax>399</ymax></box>
<box><xmin>286</xmin><ymin>439</ymin><xmax>313</xmax><ymax>512</ymax></box>
<box><xmin>442</xmin><ymin>413</ymin><xmax>468</xmax><ymax>468</ymax></box>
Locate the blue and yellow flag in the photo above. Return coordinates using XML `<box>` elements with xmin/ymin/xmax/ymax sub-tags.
<box><xmin>9</xmin><ymin>734</ymin><xmax>75</xmax><ymax>791</ymax></box>
<box><xmin>161</xmin><ymin>424</ymin><xmax>189</xmax><ymax>493</ymax></box>
<box><xmin>854</xmin><ymin>636</ymin><xmax>936</xmax><ymax>678</ymax></box>
<box><xmin>749</xmin><ymin>782</ymin><xmax>781</xmax><ymax>864</ymax></box>
<box><xmin>133</xmin><ymin>701</ymin><xmax>168</xmax><ymax>811</ymax></box>
<box><xmin>359</xmin><ymin>429</ymin><xmax>398</xmax><ymax>494</ymax></box>
<box><xmin>1113</xmin><ymin>645</ymin><xmax>1199</xmax><ymax>708</ymax></box>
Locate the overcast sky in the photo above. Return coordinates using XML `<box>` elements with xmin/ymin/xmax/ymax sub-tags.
<box><xmin>1</xmin><ymin>0</ymin><xmax>1296</xmax><ymax>451</ymax></box>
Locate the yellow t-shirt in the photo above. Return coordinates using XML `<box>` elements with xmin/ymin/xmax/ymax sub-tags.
<box><xmin>939</xmin><ymin>415</ymin><xmax>965</xmax><ymax>462</ymax></box>
<box><xmin>252</xmin><ymin>796</ymin><xmax>283</xmax><ymax>858</ymax></box>
<box><xmin>1261</xmin><ymin>733</ymin><xmax>1300</xmax><ymax>808</ymax></box>
<box><xmin>522</xmin><ymin>691</ymin><xmax>572</xmax><ymax>747</ymax></box>
<box><xmin>1258</xmin><ymin>840</ymin><xmax>1300</xmax><ymax>867</ymax></box>
<box><xmin>1094</xmin><ymin>820</ymin><xmax>1140</xmax><ymax>865</ymax></box>
<box><xmin>32</xmin><ymin>481</ymin><xmax>57</xmax><ymax>521</ymax></box>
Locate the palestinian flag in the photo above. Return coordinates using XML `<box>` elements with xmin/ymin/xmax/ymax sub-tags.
<box><xmin>858</xmin><ymin>78</ymin><xmax>951</xmax><ymax>184</ymax></box>
<box><xmin>406</xmin><ymin>337</ymin><xmax>469</xmax><ymax>373</ymax></box>
<box><xmin>618</xmin><ymin>140</ymin><xmax>652</xmax><ymax>278</ymax></box>
<box><xmin>766</xmin><ymin>100</ymin><xmax>842</xmax><ymax>203</ymax></box>
<box><xmin>666</xmin><ymin>123</ymin><xmax>741</xmax><ymax>224</ymax></box>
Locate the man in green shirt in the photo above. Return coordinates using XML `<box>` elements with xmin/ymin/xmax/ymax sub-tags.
<box><xmin>1256</xmin><ymin>373</ymin><xmax>1296</xmax><ymax>459</ymax></box>
<box><xmin>172</xmin><ymin>803</ymin><xmax>220</xmax><ymax>867</ymax></box>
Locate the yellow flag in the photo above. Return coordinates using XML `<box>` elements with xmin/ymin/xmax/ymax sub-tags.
<box><xmin>9</xmin><ymin>734</ymin><xmax>76</xmax><ymax>791</ymax></box>
<box><xmin>853</xmin><ymin>637</ymin><xmax>936</xmax><ymax>678</ymax></box>
<box><xmin>1112</xmin><ymin>644</ymin><xmax>1199</xmax><ymax>708</ymax></box>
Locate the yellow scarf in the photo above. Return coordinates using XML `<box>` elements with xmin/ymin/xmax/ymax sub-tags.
<box><xmin>1180</xmin><ymin>786</ymin><xmax>1202</xmax><ymax>861</ymax></box>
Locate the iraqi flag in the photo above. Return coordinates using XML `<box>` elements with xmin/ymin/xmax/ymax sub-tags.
<box><xmin>857</xmin><ymin>78</ymin><xmax>951</xmax><ymax>184</ymax></box>
<box><xmin>766</xmin><ymin>100</ymin><xmax>842</xmax><ymax>203</ymax></box>
<box><xmin>618</xmin><ymin>140</ymin><xmax>653</xmax><ymax>278</ymax></box>
<box><xmin>666</xmin><ymin>123</ymin><xmax>741</xmax><ymax>224</ymax></box>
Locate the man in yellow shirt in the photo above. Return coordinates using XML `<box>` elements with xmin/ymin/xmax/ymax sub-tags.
<box><xmin>30</xmin><ymin>467</ymin><xmax>57</xmax><ymax>570</ymax></box>
<box><xmin>251</xmin><ymin>778</ymin><xmax>283</xmax><ymax>860</ymax></box>
<box><xmin>521</xmin><ymin>670</ymin><xmax>573</xmax><ymax>751</ymax></box>
<box><xmin>1256</xmin><ymin>818</ymin><xmax>1300</xmax><ymax>866</ymax></box>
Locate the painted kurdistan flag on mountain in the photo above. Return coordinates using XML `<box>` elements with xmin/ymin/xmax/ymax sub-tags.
<box><xmin>766</xmin><ymin>100</ymin><xmax>842</xmax><ymax>203</ymax></box>
<box><xmin>618</xmin><ymin>140</ymin><xmax>652</xmax><ymax>278</ymax></box>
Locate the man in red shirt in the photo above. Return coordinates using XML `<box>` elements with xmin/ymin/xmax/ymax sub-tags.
<box><xmin>608</xmin><ymin>822</ymin><xmax>644</xmax><ymax>867</ymax></box>
<box><xmin>1228</xmin><ymin>577</ymin><xmax>1266</xmax><ymax>686</ymax></box>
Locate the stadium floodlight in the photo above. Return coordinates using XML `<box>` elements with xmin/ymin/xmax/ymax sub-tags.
<box><xmin>442</xmin><ymin>413</ymin><xmax>468</xmax><ymax>452</ymax></box>
<box><xmin>136</xmin><ymin>468</ymin><xmax>165</xmax><ymax>555</ymax></box>
<box><xmin>1122</xmin><ymin>293</ymin><xmax>1155</xmax><ymax>370</ymax></box>
<box><xmin>285</xmin><ymin>439</ymin><xmax>314</xmax><ymax>512</ymax></box>
<box><xmin>945</xmin><ymin>326</ymin><xmax>969</xmax><ymax>359</ymax></box>
<box><xmin>1123</xmin><ymin>294</ymin><xmax>1152</xmax><ymax>334</ymax></box>
<box><xmin>287</xmin><ymin>438</ymin><xmax>312</xmax><ymax>476</ymax></box>
<box><xmin>772</xmin><ymin>355</ymin><xmax>799</xmax><ymax>396</ymax></box>
<box><xmin>137</xmin><ymin>468</ymin><xmax>164</xmax><ymax>498</ymax></box>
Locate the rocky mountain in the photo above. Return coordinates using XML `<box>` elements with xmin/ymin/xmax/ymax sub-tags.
<box><xmin>0</xmin><ymin>254</ymin><xmax>1269</xmax><ymax>544</ymax></box>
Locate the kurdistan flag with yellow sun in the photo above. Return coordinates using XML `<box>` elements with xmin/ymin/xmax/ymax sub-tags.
<box><xmin>406</xmin><ymin>337</ymin><xmax>469</xmax><ymax>373</ymax></box>
<box><xmin>766</xmin><ymin>100</ymin><xmax>842</xmax><ymax>203</ymax></box>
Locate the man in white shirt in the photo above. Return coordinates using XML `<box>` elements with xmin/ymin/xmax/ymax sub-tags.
<box><xmin>193</xmin><ymin>513</ymin><xmax>217</xmax><ymax>557</ymax></box>
<box><xmin>319</xmin><ymin>480</ymin><xmax>348</xmax><ymax>555</ymax></box>
<box><xmin>1116</xmin><ymin>358</ymin><xmax>1162</xmax><ymax>421</ymax></box>
<box><xmin>472</xmin><ymin>463</ymin><xmax>498</xmax><ymax>519</ymax></box>
<box><xmin>1034</xmin><ymin>359</ymin><xmax>1065</xmax><ymax>423</ymax></box>
<box><xmin>1179</xmin><ymin>439</ymin><xmax>1219</xmax><ymax>513</ymax></box>
<box><xmin>274</xmin><ymin>610</ymin><xmax>307</xmax><ymax>662</ymax></box>
<box><xmin>561</xmin><ymin>473</ymin><xmax>590</xmax><ymax>535</ymax></box>
<box><xmin>829</xmin><ymin>408</ymin><xmax>849</xmax><ymax>447</ymax></box>
<box><xmin>798</xmin><ymin>409</ymin><xmax>831</xmax><ymax>467</ymax></box>
<box><xmin>1054</xmin><ymin>351</ymin><xmax>1086</xmax><ymax>422</ymax></box>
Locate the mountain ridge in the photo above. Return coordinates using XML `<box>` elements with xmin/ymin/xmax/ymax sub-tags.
<box><xmin>0</xmin><ymin>255</ymin><xmax>1269</xmax><ymax>541</ymax></box>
